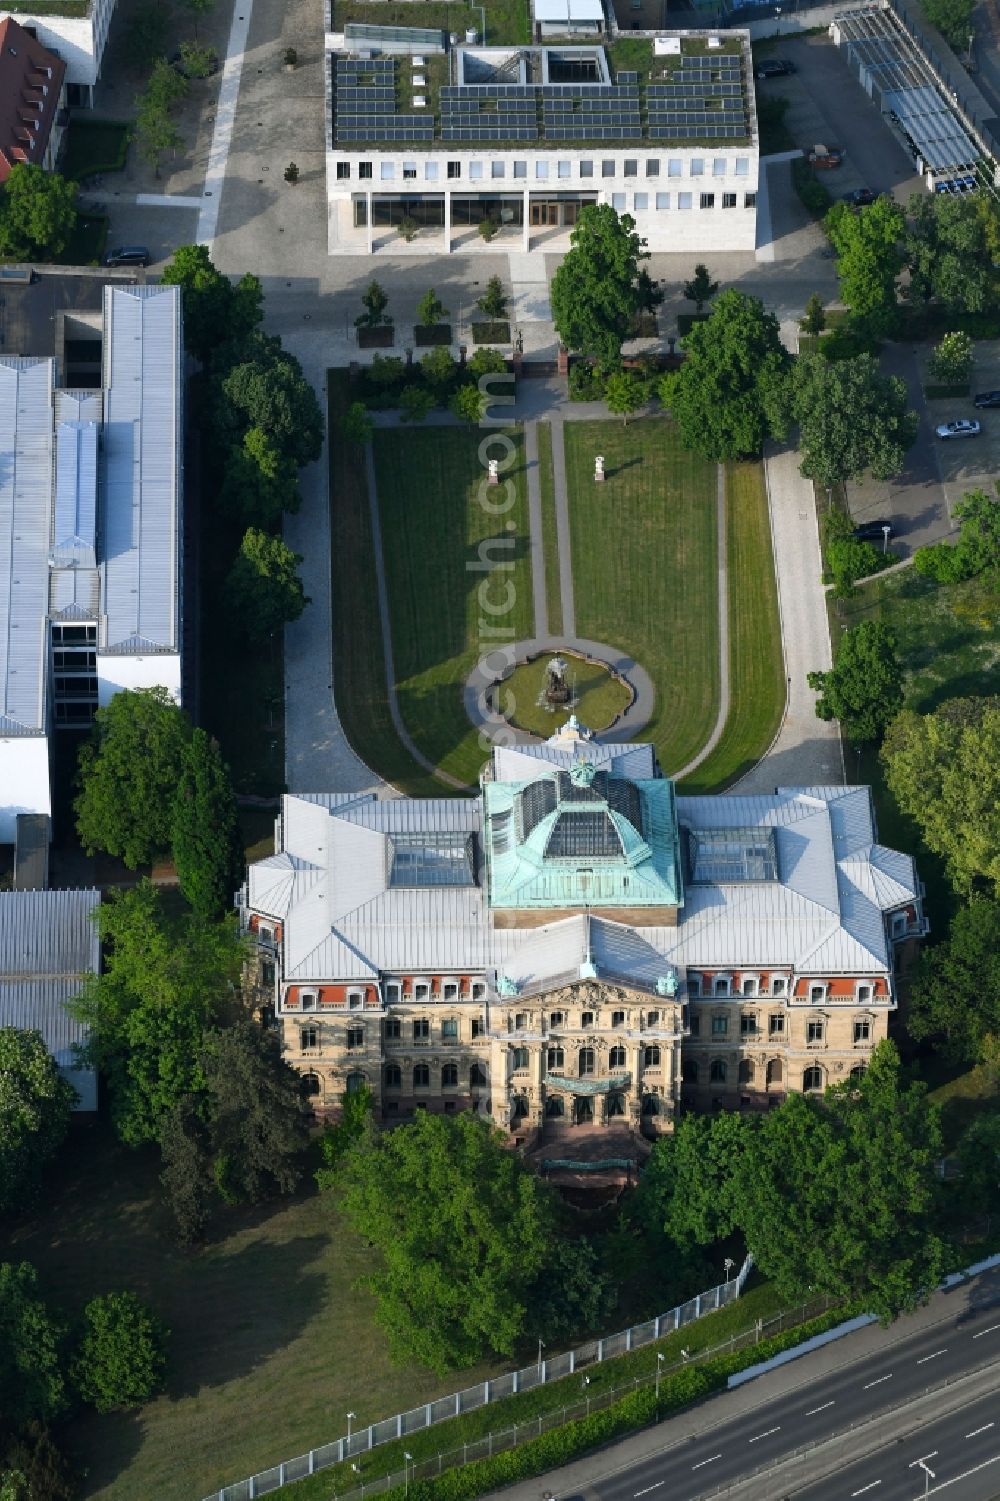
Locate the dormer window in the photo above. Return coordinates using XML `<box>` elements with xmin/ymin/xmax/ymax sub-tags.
<box><xmin>857</xmin><ymin>984</ymin><xmax>873</xmax><ymax>1004</ymax></box>
<box><xmin>809</xmin><ymin>984</ymin><xmax>827</xmax><ymax>1003</ymax></box>
<box><xmin>414</xmin><ymin>981</ymin><xmax>430</xmax><ymax>1002</ymax></box>
<box><xmin>714</xmin><ymin>977</ymin><xmax>730</xmax><ymax>997</ymax></box>
<box><xmin>771</xmin><ymin>976</ymin><xmax>787</xmax><ymax>996</ymax></box>
<box><xmin>385</xmin><ymin>982</ymin><xmax>401</xmax><ymax>1005</ymax></box>
<box><xmin>472</xmin><ymin>981</ymin><xmax>486</xmax><ymax>999</ymax></box>
<box><xmin>347</xmin><ymin>990</ymin><xmax>364</xmax><ymax>1010</ymax></box>
<box><xmin>741</xmin><ymin>977</ymin><xmax>757</xmax><ymax>997</ymax></box>
<box><xmin>443</xmin><ymin>982</ymin><xmax>458</xmax><ymax>1001</ymax></box>
<box><xmin>301</xmin><ymin>990</ymin><xmax>318</xmax><ymax>1011</ymax></box>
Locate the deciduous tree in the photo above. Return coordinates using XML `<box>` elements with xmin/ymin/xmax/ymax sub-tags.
<box><xmin>223</xmin><ymin>528</ymin><xmax>310</xmax><ymax>640</ymax></box>
<box><xmin>0</xmin><ymin>165</ymin><xmax>76</xmax><ymax>262</ymax></box>
<box><xmin>161</xmin><ymin>244</ymin><xmax>263</xmax><ymax>364</ymax></box>
<box><xmin>334</xmin><ymin>1112</ymin><xmax>556</xmax><ymax>1370</ymax></box>
<box><xmin>927</xmin><ymin>330</ymin><xmax>974</xmax><ymax>385</ymax></box>
<box><xmin>201</xmin><ymin>1020</ymin><xmax>310</xmax><ymax>1205</ymax></box>
<box><xmin>800</xmin><ymin>293</ymin><xmax>827</xmax><ymax>335</ymax></box>
<box><xmin>922</xmin><ymin>0</ymin><xmax>974</xmax><ymax>48</ymax></box>
<box><xmin>219</xmin><ymin>331</ymin><xmax>323</xmax><ymax>467</ymax></box>
<box><xmin>217</xmin><ymin>427</ymin><xmax>301</xmax><ymax>527</ymax></box>
<box><xmin>605</xmin><ymin>368</ymin><xmax>645</xmax><ymax>425</ymax></box>
<box><xmin>159</xmin><ymin>1094</ymin><xmax>214</xmax><ymax>1245</ymax></box>
<box><xmin>909</xmin><ymin>897</ymin><xmax>1000</xmax><ymax>1063</ymax></box>
<box><xmin>0</xmin><ymin>1424</ymin><xmax>75</xmax><ymax>1501</ymax></box>
<box><xmin>826</xmin><ymin>197</ymin><xmax>905</xmax><ymax>327</ymax></box>
<box><xmin>415</xmin><ymin>289</ymin><xmax>449</xmax><ymax>328</ymax></box>
<box><xmin>808</xmin><ymin>619</ymin><xmax>903</xmax><ymax>741</ymax></box>
<box><xmin>0</xmin><ymin>1263</ymin><xmax>65</xmax><ymax>1430</ymax></box>
<box><xmin>794</xmin><ymin>352</ymin><xmax>918</xmax><ymax>489</ymax></box>
<box><xmin>0</xmin><ymin>1030</ymin><xmax>75</xmax><ymax>1215</ymax></box>
<box><xmin>881</xmin><ymin>697</ymin><xmax>1000</xmax><ymax>895</ymax></box>
<box><xmin>659</xmin><ymin>290</ymin><xmax>792</xmax><ymax>460</ymax></box>
<box><xmin>70</xmin><ymin>882</ymin><xmax>245</xmax><ymax>1147</ymax></box>
<box><xmin>74</xmin><ymin>686</ymin><xmax>191</xmax><ymax>869</ymax></box>
<box><xmin>355</xmin><ymin>278</ymin><xmax>392</xmax><ymax>329</ymax></box>
<box><xmin>550</xmin><ymin>203</ymin><xmax>648</xmax><ymax>368</ymax></box>
<box><xmin>682</xmin><ymin>262</ymin><xmax>719</xmax><ymax>314</ymax></box>
<box><xmin>476</xmin><ymin>276</ymin><xmax>507</xmax><ymax>321</ymax></box>
<box><xmin>914</xmin><ymin>489</ymin><xmax>1000</xmax><ymax>582</ymax></box>
<box><xmin>340</xmin><ymin>401</ymin><xmax>374</xmax><ymax>445</ymax></box>
<box><xmin>171</xmin><ymin>728</ymin><xmax>245</xmax><ymax>920</ymax></box>
<box><xmin>906</xmin><ymin>193</ymin><xmax>994</xmax><ymax>314</ymax></box>
<box><xmin>71</xmin><ymin>1293</ymin><xmax>167</xmax><ymax>1413</ymax></box>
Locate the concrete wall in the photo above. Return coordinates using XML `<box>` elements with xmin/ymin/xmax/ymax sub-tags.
<box><xmin>96</xmin><ymin>651</ymin><xmax>182</xmax><ymax>708</ymax></box>
<box><xmin>0</xmin><ymin>735</ymin><xmax>52</xmax><ymax>845</ymax></box>
<box><xmin>0</xmin><ymin>0</ymin><xmax>116</xmax><ymax>89</ymax></box>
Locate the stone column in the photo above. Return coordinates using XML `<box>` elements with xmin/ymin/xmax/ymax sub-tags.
<box><xmin>444</xmin><ymin>189</ymin><xmax>452</xmax><ymax>254</ymax></box>
<box><xmin>522</xmin><ymin>188</ymin><xmax>530</xmax><ymax>253</ymax></box>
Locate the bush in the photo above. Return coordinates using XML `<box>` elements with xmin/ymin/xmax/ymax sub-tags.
<box><xmin>467</xmin><ymin>347</ymin><xmax>508</xmax><ymax>379</ymax></box>
<box><xmin>450</xmin><ymin>384</ymin><xmax>486</xmax><ymax>423</ymax></box>
<box><xmin>479</xmin><ymin>218</ymin><xmax>500</xmax><ymax>242</ymax></box>
<box><xmin>400</xmin><ymin>384</ymin><xmax>435</xmax><ymax>422</ymax></box>
<box><xmin>365</xmin><ymin>355</ymin><xmax>406</xmax><ymax>392</ymax></box>
<box><xmin>568</xmin><ymin>360</ymin><xmax>606</xmax><ymax>401</ymax></box>
<box><xmin>792</xmin><ymin>158</ymin><xmax>833</xmax><ymax>218</ymax></box>
<box><xmin>913</xmin><ymin>540</ymin><xmax>972</xmax><ymax>583</ymax></box>
<box><xmin>399</xmin><ymin>216</ymin><xmax>419</xmax><ymax>242</ymax></box>
<box><xmin>71</xmin><ymin>1292</ymin><xmax>167</xmax><ymax>1413</ymax></box>
<box><xmin>928</xmin><ymin>330</ymin><xmax>974</xmax><ymax>387</ymax></box>
<box><xmin>420</xmin><ymin>345</ymin><xmax>456</xmax><ymax>396</ymax></box>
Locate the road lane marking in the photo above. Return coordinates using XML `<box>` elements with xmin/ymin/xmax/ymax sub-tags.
<box><xmin>972</xmin><ymin>1324</ymin><xmax>1000</xmax><ymax>1338</ymax></box>
<box><xmin>691</xmin><ymin>1454</ymin><xmax>722</xmax><ymax>1470</ymax></box>
<box><xmin>917</xmin><ymin>1350</ymin><xmax>947</xmax><ymax>1364</ymax></box>
<box><xmin>924</xmin><ymin>1452</ymin><xmax>1000</xmax><ymax>1492</ymax></box>
<box><xmin>851</xmin><ymin>1484</ymin><xmax>881</xmax><ymax>1496</ymax></box>
<box><xmin>863</xmin><ymin>1374</ymin><xmax>893</xmax><ymax>1389</ymax></box>
<box><xmin>909</xmin><ymin>1452</ymin><xmax>939</xmax><ymax>1467</ymax></box>
<box><xmin>805</xmin><ymin>1401</ymin><xmax>835</xmax><ymax>1416</ymax></box>
<box><xmin>634</xmin><ymin>1483</ymin><xmax>664</xmax><ymax>1496</ymax></box>
<box><xmin>966</xmin><ymin>1423</ymin><xmax>995</xmax><ymax>1439</ymax></box>
<box><xmin>748</xmin><ymin>1426</ymin><xmax>781</xmax><ymax>1443</ymax></box>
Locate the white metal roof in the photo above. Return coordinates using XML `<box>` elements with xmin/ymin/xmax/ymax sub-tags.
<box><xmin>0</xmin><ymin>888</ymin><xmax>101</xmax><ymax>1111</ymax></box>
<box><xmin>0</xmin><ymin>358</ymin><xmax>53</xmax><ymax>735</ymax></box>
<box><xmin>51</xmin><ymin>420</ymin><xmax>98</xmax><ymax>570</ymax></box>
<box><xmin>533</xmin><ymin>0</ymin><xmax>604</xmax><ymax>21</ymax></box>
<box><xmin>101</xmin><ymin>285</ymin><xmax>182</xmax><ymax>654</ymax></box>
<box><xmin>251</xmin><ymin>771</ymin><xmax>918</xmax><ymax>987</ymax></box>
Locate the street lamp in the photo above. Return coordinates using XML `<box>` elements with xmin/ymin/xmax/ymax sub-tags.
<box><xmin>917</xmin><ymin>1458</ymin><xmax>935</xmax><ymax>1498</ymax></box>
<box><xmin>882</xmin><ymin>523</ymin><xmax>891</xmax><ymax>555</ymax></box>
<box><xmin>723</xmin><ymin>1257</ymin><xmax>735</xmax><ymax>1283</ymax></box>
<box><xmin>656</xmin><ymin>1352</ymin><xmax>665</xmax><ymax>1400</ymax></box>
<box><xmin>775</xmin><ymin>4</ymin><xmax>782</xmax><ymax>36</ymax></box>
<box><xmin>404</xmin><ymin>1452</ymin><xmax>414</xmax><ymax>1499</ymax></box>
<box><xmin>347</xmin><ymin>1411</ymin><xmax>357</xmax><ymax>1446</ymax></box>
<box><xmin>538</xmin><ymin>1337</ymin><xmax>546</xmax><ymax>1371</ymax></box>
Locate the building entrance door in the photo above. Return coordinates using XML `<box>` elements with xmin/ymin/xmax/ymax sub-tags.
<box><xmin>575</xmin><ymin>1096</ymin><xmax>594</xmax><ymax>1124</ymax></box>
<box><xmin>530</xmin><ymin>201</ymin><xmax>561</xmax><ymax>226</ymax></box>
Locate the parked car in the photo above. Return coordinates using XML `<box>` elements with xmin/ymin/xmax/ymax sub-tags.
<box><xmin>756</xmin><ymin>58</ymin><xmax>795</xmax><ymax>79</ymax></box>
<box><xmin>973</xmin><ymin>390</ymin><xmax>1000</xmax><ymax>408</ymax></box>
<box><xmin>853</xmin><ymin>519</ymin><xmax>894</xmax><ymax>543</ymax></box>
<box><xmin>935</xmin><ymin>418</ymin><xmax>981</xmax><ymax>439</ymax></box>
<box><xmin>103</xmin><ymin>246</ymin><xmax>150</xmax><ymax>268</ymax></box>
<box><xmin>843</xmin><ymin>187</ymin><xmax>876</xmax><ymax>206</ymax></box>
<box><xmin>808</xmin><ymin>144</ymin><xmax>844</xmax><ymax>168</ymax></box>
<box><xmin>168</xmin><ymin>48</ymin><xmax>220</xmax><ymax>77</ymax></box>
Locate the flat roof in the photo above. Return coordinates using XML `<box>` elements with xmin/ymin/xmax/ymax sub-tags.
<box><xmin>533</xmin><ymin>0</ymin><xmax>604</xmax><ymax>21</ymax></box>
<box><xmin>0</xmin><ymin>358</ymin><xmax>53</xmax><ymax>735</ymax></box>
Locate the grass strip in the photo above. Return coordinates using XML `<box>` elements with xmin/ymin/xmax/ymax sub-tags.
<box><xmin>679</xmin><ymin>461</ymin><xmax>785</xmax><ymax>793</ymax></box>
<box><xmin>535</xmin><ymin>421</ymin><xmax>562</xmax><ymax>637</ymax></box>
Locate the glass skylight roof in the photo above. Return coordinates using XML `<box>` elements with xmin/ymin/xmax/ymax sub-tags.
<box><xmin>687</xmin><ymin>826</ymin><xmax>778</xmax><ymax>884</ymax></box>
<box><xmin>389</xmin><ymin>832</ymin><xmax>475</xmax><ymax>887</ymax></box>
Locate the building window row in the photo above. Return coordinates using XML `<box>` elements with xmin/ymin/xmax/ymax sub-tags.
<box><xmin>688</xmin><ymin>1011</ymin><xmax>874</xmax><ymax>1043</ymax></box>
<box><xmin>681</xmin><ymin>1058</ymin><xmax>867</xmax><ymax>1092</ymax></box>
<box><xmin>385</xmin><ymin>1062</ymin><xmax>487</xmax><ymax>1089</ymax></box>
<box><xmin>338</xmin><ymin>156</ymin><xmax>753</xmax><ymax>185</ymax></box>
<box><xmin>383</xmin><ymin>980</ymin><xmax>487</xmax><ymax>1004</ymax></box>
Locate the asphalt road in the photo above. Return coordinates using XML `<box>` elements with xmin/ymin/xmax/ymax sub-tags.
<box><xmin>586</xmin><ymin>1301</ymin><xmax>1000</xmax><ymax>1501</ymax></box>
<box><xmin>794</xmin><ymin>1388</ymin><xmax>1000</xmax><ymax>1501</ymax></box>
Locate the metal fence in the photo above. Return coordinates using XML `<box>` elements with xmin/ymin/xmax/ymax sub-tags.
<box><xmin>203</xmin><ymin>1254</ymin><xmax>755</xmax><ymax>1501</ymax></box>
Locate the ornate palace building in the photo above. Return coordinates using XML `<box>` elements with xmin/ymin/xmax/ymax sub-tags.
<box><xmin>241</xmin><ymin>723</ymin><xmax>926</xmax><ymax>1134</ymax></box>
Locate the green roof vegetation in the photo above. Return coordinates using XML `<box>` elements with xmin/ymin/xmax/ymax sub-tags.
<box><xmin>333</xmin><ymin>0</ymin><xmax>532</xmax><ymax>47</ymax></box>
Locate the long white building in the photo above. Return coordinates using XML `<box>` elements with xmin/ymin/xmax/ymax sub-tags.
<box><xmin>324</xmin><ymin>27</ymin><xmax>759</xmax><ymax>255</ymax></box>
<box><xmin>0</xmin><ymin>284</ymin><xmax>183</xmax><ymax>843</ymax></box>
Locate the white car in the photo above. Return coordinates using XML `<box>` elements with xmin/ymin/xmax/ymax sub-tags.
<box><xmin>935</xmin><ymin>419</ymin><xmax>981</xmax><ymax>439</ymax></box>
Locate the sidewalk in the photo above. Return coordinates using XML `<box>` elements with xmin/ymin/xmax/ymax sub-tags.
<box><xmin>731</xmin><ymin>445</ymin><xmax>844</xmax><ymax>793</ymax></box>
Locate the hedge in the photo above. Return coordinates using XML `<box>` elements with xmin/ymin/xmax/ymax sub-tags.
<box><xmin>792</xmin><ymin>158</ymin><xmax>833</xmax><ymax>218</ymax></box>
<box><xmin>387</xmin><ymin>1306</ymin><xmax>853</xmax><ymax>1501</ymax></box>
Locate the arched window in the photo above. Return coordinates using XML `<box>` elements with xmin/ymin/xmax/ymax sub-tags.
<box><xmin>608</xmin><ymin>1092</ymin><xmax>626</xmax><ymax>1117</ymax></box>
<box><xmin>511</xmin><ymin>1047</ymin><xmax>529</xmax><ymax>1071</ymax></box>
<box><xmin>545</xmin><ymin>1094</ymin><xmax>565</xmax><ymax>1117</ymax></box>
<box><xmin>682</xmin><ymin>1059</ymin><xmax>699</xmax><ymax>1084</ymax></box>
<box><xmin>512</xmin><ymin>1095</ymin><xmax>529</xmax><ymax>1120</ymax></box>
<box><xmin>849</xmin><ymin>1062</ymin><xmax>867</xmax><ymax>1081</ymax></box>
<box><xmin>547</xmin><ymin>1046</ymin><xmax>564</xmax><ymax>1070</ymax></box>
<box><xmin>644</xmin><ymin>1045</ymin><xmax>661</xmax><ymax>1067</ymax></box>
<box><xmin>803</xmin><ymin>1064</ymin><xmax>824</xmax><ymax>1093</ymax></box>
<box><xmin>737</xmin><ymin>1058</ymin><xmax>754</xmax><ymax>1085</ymax></box>
<box><xmin>413</xmin><ymin>1063</ymin><xmax>430</xmax><ymax>1088</ymax></box>
<box><xmin>709</xmin><ymin>1058</ymin><xmax>727</xmax><ymax>1084</ymax></box>
<box><xmin>384</xmin><ymin>1064</ymin><xmax>401</xmax><ymax>1089</ymax></box>
<box><xmin>301</xmin><ymin>1072</ymin><xmax>321</xmax><ymax>1097</ymax></box>
<box><xmin>578</xmin><ymin>1047</ymin><xmax>595</xmax><ymax>1076</ymax></box>
<box><xmin>441</xmin><ymin>1061</ymin><xmax>458</xmax><ymax>1087</ymax></box>
<box><xmin>766</xmin><ymin>1058</ymin><xmax>783</xmax><ymax>1086</ymax></box>
<box><xmin>470</xmin><ymin>1062</ymin><xmax>487</xmax><ymax>1087</ymax></box>
<box><xmin>641</xmin><ymin>1094</ymin><xmax>660</xmax><ymax>1116</ymax></box>
<box><xmin>346</xmin><ymin>1071</ymin><xmax>367</xmax><ymax>1094</ymax></box>
<box><xmin>609</xmin><ymin>1044</ymin><xmax>626</xmax><ymax>1070</ymax></box>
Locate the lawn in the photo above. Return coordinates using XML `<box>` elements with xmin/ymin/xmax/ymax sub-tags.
<box><xmin>679</xmin><ymin>462</ymin><xmax>785</xmax><ymax>793</ymax></box>
<box><xmin>60</xmin><ymin>119</ymin><xmax>130</xmax><ymax>180</ymax></box>
<box><xmin>375</xmin><ymin>425</ymin><xmax>534</xmax><ymax>784</ymax></box>
<box><xmin>328</xmin><ymin>374</ymin><xmax>453</xmax><ymax>797</ymax></box>
<box><xmin>0</xmin><ymin>1125</ymin><xmax>505</xmax><ymax>1501</ymax></box>
<box><xmin>536</xmin><ymin>421</ymin><xmax>563</xmax><ymax>636</ymax></box>
<box><xmin>502</xmin><ymin>653</ymin><xmax>632</xmax><ymax>737</ymax></box>
<box><xmin>563</xmin><ymin>418</ymin><xmax>720</xmax><ymax>775</ymax></box>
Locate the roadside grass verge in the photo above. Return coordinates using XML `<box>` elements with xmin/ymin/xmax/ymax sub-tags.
<box><xmin>536</xmin><ymin>421</ymin><xmax>563</xmax><ymax>636</ymax></box>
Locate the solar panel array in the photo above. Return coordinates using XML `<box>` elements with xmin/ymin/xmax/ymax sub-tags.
<box><xmin>333</xmin><ymin>47</ymin><xmax>749</xmax><ymax>144</ymax></box>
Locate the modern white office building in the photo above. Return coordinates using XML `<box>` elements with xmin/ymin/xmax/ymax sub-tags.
<box><xmin>0</xmin><ymin>0</ymin><xmax>116</xmax><ymax>101</ymax></box>
<box><xmin>0</xmin><ymin>283</ymin><xmax>183</xmax><ymax>843</ymax></box>
<box><xmin>324</xmin><ymin>27</ymin><xmax>759</xmax><ymax>255</ymax></box>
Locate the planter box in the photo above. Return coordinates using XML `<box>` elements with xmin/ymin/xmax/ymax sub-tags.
<box><xmin>358</xmin><ymin>325</ymin><xmax>395</xmax><ymax>349</ymax></box>
<box><xmin>414</xmin><ymin>324</ymin><xmax>452</xmax><ymax>346</ymax></box>
<box><xmin>472</xmin><ymin>321</ymin><xmax>510</xmax><ymax>345</ymax></box>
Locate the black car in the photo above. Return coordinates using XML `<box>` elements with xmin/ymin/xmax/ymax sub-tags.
<box><xmin>973</xmin><ymin>389</ymin><xmax>1000</xmax><ymax>408</ymax></box>
<box><xmin>843</xmin><ymin>187</ymin><xmax>876</xmax><ymax>206</ymax></box>
<box><xmin>853</xmin><ymin>519</ymin><xmax>894</xmax><ymax>543</ymax></box>
<box><xmin>103</xmin><ymin>246</ymin><xmax>150</xmax><ymax>268</ymax></box>
<box><xmin>755</xmin><ymin>57</ymin><xmax>794</xmax><ymax>79</ymax></box>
